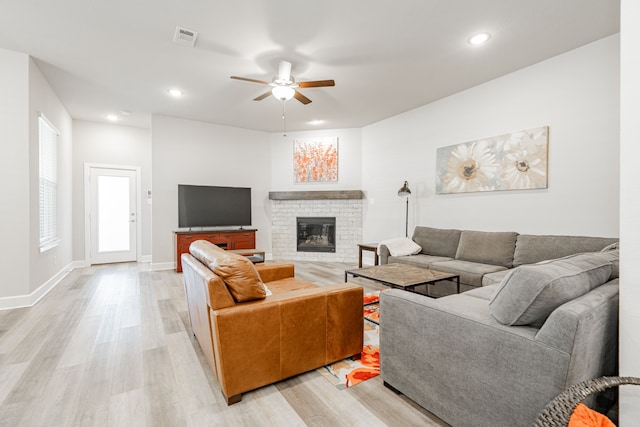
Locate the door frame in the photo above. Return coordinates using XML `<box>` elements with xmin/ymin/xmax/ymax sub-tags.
<box><xmin>84</xmin><ymin>163</ymin><xmax>142</xmax><ymax>265</ymax></box>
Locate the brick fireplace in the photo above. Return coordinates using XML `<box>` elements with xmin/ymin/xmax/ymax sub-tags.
<box><xmin>269</xmin><ymin>191</ymin><xmax>364</xmax><ymax>262</ymax></box>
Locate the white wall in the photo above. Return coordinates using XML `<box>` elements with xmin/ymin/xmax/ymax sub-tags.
<box><xmin>362</xmin><ymin>35</ymin><xmax>620</xmax><ymax>241</ymax></box>
<box><xmin>269</xmin><ymin>128</ymin><xmax>363</xmax><ymax>191</ymax></box>
<box><xmin>619</xmin><ymin>0</ymin><xmax>640</xmax><ymax>422</ymax></box>
<box><xmin>151</xmin><ymin>115</ymin><xmax>271</xmax><ymax>269</ymax></box>
<box><xmin>28</xmin><ymin>59</ymin><xmax>74</xmax><ymax>294</ymax></box>
<box><xmin>0</xmin><ymin>49</ymin><xmax>30</xmax><ymax>300</ymax></box>
<box><xmin>0</xmin><ymin>50</ymin><xmax>73</xmax><ymax>306</ymax></box>
<box><xmin>72</xmin><ymin>120</ymin><xmax>152</xmax><ymax>262</ymax></box>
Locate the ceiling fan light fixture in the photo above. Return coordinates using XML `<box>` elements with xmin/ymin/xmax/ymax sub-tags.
<box><xmin>231</xmin><ymin>60</ymin><xmax>333</xmax><ymax>105</ymax></box>
<box><xmin>272</xmin><ymin>85</ymin><xmax>295</xmax><ymax>101</ymax></box>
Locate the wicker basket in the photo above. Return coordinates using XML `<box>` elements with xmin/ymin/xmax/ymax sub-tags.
<box><xmin>534</xmin><ymin>376</ymin><xmax>640</xmax><ymax>427</ymax></box>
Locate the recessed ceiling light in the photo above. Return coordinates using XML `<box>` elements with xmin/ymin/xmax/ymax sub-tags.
<box><xmin>308</xmin><ymin>120</ymin><xmax>325</xmax><ymax>125</ymax></box>
<box><xmin>468</xmin><ymin>32</ymin><xmax>491</xmax><ymax>45</ymax></box>
<box><xmin>106</xmin><ymin>114</ymin><xmax>118</xmax><ymax>121</ymax></box>
<box><xmin>168</xmin><ymin>88</ymin><xmax>184</xmax><ymax>97</ymax></box>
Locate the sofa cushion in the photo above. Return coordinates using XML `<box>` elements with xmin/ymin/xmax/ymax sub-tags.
<box><xmin>489</xmin><ymin>252</ymin><xmax>613</xmax><ymax>326</ymax></box>
<box><xmin>454</xmin><ymin>230</ymin><xmax>518</xmax><ymax>268</ymax></box>
<box><xmin>463</xmin><ymin>283</ymin><xmax>499</xmax><ymax>301</ymax></box>
<box><xmin>482</xmin><ymin>269</ymin><xmax>511</xmax><ymax>286</ymax></box>
<box><xmin>190</xmin><ymin>240</ymin><xmax>267</xmax><ymax>303</ymax></box>
<box><xmin>512</xmin><ymin>235</ymin><xmax>618</xmax><ymax>267</ymax></box>
<box><xmin>412</xmin><ymin>226</ymin><xmax>462</xmax><ymax>257</ymax></box>
<box><xmin>263</xmin><ymin>277</ymin><xmax>318</xmax><ymax>294</ymax></box>
<box><xmin>388</xmin><ymin>254</ymin><xmax>454</xmax><ymax>269</ymax></box>
<box><xmin>430</xmin><ymin>260</ymin><xmax>507</xmax><ymax>287</ymax></box>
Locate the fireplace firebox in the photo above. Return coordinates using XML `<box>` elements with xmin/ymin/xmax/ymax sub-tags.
<box><xmin>297</xmin><ymin>217</ymin><xmax>336</xmax><ymax>253</ymax></box>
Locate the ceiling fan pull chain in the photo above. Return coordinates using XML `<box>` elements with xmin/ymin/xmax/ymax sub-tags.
<box><xmin>282</xmin><ymin>102</ymin><xmax>287</xmax><ymax>137</ymax></box>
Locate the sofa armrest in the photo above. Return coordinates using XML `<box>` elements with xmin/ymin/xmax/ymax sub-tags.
<box><xmin>535</xmin><ymin>280</ymin><xmax>619</xmax><ymax>380</ymax></box>
<box><xmin>380</xmin><ymin>289</ymin><xmax>569</xmax><ymax>427</ymax></box>
<box><xmin>211</xmin><ymin>283</ymin><xmax>363</xmax><ymax>399</ymax></box>
<box><xmin>378</xmin><ymin>244</ymin><xmax>391</xmax><ymax>264</ymax></box>
<box><xmin>181</xmin><ymin>252</ymin><xmax>236</xmax><ymax>377</ymax></box>
<box><xmin>255</xmin><ymin>263</ymin><xmax>295</xmax><ymax>282</ymax></box>
<box><xmin>182</xmin><ymin>253</ymin><xmax>235</xmax><ymax>311</ymax></box>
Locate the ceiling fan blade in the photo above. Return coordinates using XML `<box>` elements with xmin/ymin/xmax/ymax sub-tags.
<box><xmin>253</xmin><ymin>91</ymin><xmax>272</xmax><ymax>101</ymax></box>
<box><xmin>294</xmin><ymin>90</ymin><xmax>312</xmax><ymax>105</ymax></box>
<box><xmin>230</xmin><ymin>76</ymin><xmax>270</xmax><ymax>85</ymax></box>
<box><xmin>297</xmin><ymin>79</ymin><xmax>335</xmax><ymax>88</ymax></box>
<box><xmin>278</xmin><ymin>61</ymin><xmax>292</xmax><ymax>82</ymax></box>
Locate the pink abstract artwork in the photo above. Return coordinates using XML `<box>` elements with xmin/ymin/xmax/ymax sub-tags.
<box><xmin>293</xmin><ymin>137</ymin><xmax>338</xmax><ymax>182</ymax></box>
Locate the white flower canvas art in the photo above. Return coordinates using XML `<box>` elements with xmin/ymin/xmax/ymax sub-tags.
<box><xmin>436</xmin><ymin>126</ymin><xmax>549</xmax><ymax>194</ymax></box>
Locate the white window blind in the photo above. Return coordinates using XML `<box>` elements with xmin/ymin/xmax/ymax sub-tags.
<box><xmin>39</xmin><ymin>114</ymin><xmax>59</xmax><ymax>251</ymax></box>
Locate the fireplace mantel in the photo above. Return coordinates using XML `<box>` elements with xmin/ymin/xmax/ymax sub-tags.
<box><xmin>269</xmin><ymin>190</ymin><xmax>364</xmax><ymax>200</ymax></box>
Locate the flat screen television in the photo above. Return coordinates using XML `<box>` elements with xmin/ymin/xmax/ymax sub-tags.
<box><xmin>178</xmin><ymin>184</ymin><xmax>252</xmax><ymax>228</ymax></box>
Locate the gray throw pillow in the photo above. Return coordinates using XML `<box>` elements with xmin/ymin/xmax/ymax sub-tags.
<box><xmin>593</xmin><ymin>249</ymin><xmax>619</xmax><ymax>279</ymax></box>
<box><xmin>489</xmin><ymin>252</ymin><xmax>613</xmax><ymax>326</ymax></box>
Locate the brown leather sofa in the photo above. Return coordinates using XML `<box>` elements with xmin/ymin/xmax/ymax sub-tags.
<box><xmin>181</xmin><ymin>240</ymin><xmax>364</xmax><ymax>404</ymax></box>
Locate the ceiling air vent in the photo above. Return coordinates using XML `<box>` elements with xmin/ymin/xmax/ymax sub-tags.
<box><xmin>173</xmin><ymin>26</ymin><xmax>198</xmax><ymax>47</ymax></box>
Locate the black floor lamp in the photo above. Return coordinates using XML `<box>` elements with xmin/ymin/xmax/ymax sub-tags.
<box><xmin>397</xmin><ymin>181</ymin><xmax>411</xmax><ymax>237</ymax></box>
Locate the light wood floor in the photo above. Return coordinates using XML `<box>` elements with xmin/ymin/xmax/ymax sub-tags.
<box><xmin>0</xmin><ymin>261</ymin><xmax>448</xmax><ymax>427</ymax></box>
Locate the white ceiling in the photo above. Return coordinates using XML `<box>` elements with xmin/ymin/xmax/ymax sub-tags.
<box><xmin>0</xmin><ymin>0</ymin><xmax>619</xmax><ymax>132</ymax></box>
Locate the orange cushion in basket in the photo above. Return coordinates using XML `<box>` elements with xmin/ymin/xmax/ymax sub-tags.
<box><xmin>568</xmin><ymin>403</ymin><xmax>615</xmax><ymax>427</ymax></box>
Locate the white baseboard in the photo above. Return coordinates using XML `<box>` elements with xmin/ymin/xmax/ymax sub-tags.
<box><xmin>150</xmin><ymin>261</ymin><xmax>175</xmax><ymax>271</ymax></box>
<box><xmin>0</xmin><ymin>261</ymin><xmax>76</xmax><ymax>311</ymax></box>
<box><xmin>72</xmin><ymin>260</ymin><xmax>89</xmax><ymax>268</ymax></box>
<box><xmin>139</xmin><ymin>254</ymin><xmax>152</xmax><ymax>262</ymax></box>
<box><xmin>0</xmin><ymin>258</ymin><xmax>176</xmax><ymax>311</ymax></box>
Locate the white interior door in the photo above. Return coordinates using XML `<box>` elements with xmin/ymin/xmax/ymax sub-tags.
<box><xmin>89</xmin><ymin>167</ymin><xmax>137</xmax><ymax>264</ymax></box>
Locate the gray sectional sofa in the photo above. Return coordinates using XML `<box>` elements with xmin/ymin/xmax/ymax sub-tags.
<box><xmin>379</xmin><ymin>226</ymin><xmax>619</xmax><ymax>427</ymax></box>
<box><xmin>379</xmin><ymin>226</ymin><xmax>618</xmax><ymax>293</ymax></box>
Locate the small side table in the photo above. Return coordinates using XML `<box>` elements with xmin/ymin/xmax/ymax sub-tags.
<box><xmin>228</xmin><ymin>249</ymin><xmax>265</xmax><ymax>263</ymax></box>
<box><xmin>357</xmin><ymin>243</ymin><xmax>379</xmax><ymax>268</ymax></box>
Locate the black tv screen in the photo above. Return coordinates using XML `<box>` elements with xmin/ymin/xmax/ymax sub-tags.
<box><xmin>178</xmin><ymin>185</ymin><xmax>252</xmax><ymax>228</ymax></box>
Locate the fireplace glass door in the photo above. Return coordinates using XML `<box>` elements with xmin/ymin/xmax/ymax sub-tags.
<box><xmin>297</xmin><ymin>217</ymin><xmax>336</xmax><ymax>253</ymax></box>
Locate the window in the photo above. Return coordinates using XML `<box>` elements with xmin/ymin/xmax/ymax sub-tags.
<box><xmin>39</xmin><ymin>114</ymin><xmax>60</xmax><ymax>252</ymax></box>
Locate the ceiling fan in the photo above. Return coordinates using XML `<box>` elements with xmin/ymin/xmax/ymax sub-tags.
<box><xmin>230</xmin><ymin>61</ymin><xmax>335</xmax><ymax>105</ymax></box>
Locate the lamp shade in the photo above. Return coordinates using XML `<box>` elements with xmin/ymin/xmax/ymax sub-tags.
<box><xmin>271</xmin><ymin>86</ymin><xmax>295</xmax><ymax>101</ymax></box>
<box><xmin>398</xmin><ymin>181</ymin><xmax>411</xmax><ymax>196</ymax></box>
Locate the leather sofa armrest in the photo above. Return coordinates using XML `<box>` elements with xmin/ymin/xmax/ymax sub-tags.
<box><xmin>211</xmin><ymin>283</ymin><xmax>363</xmax><ymax>400</ymax></box>
<box><xmin>182</xmin><ymin>253</ymin><xmax>236</xmax><ymax>310</ymax></box>
<box><xmin>255</xmin><ymin>263</ymin><xmax>295</xmax><ymax>282</ymax></box>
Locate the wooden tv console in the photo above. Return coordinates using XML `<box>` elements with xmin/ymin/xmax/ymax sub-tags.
<box><xmin>174</xmin><ymin>229</ymin><xmax>257</xmax><ymax>272</ymax></box>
